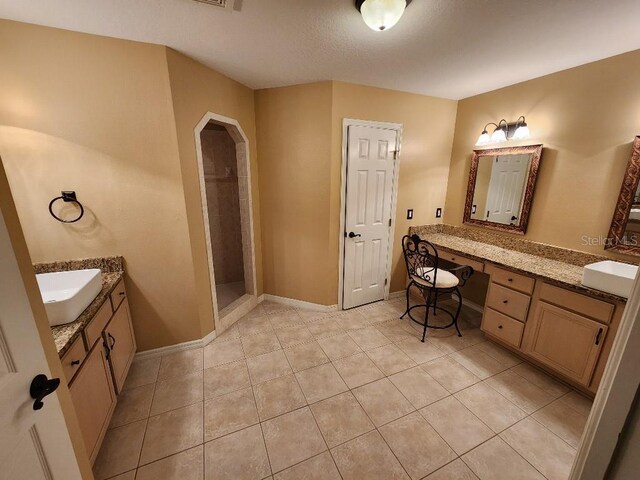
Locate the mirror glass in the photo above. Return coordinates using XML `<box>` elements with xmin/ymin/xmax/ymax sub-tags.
<box><xmin>620</xmin><ymin>182</ymin><xmax>640</xmax><ymax>246</ymax></box>
<box><xmin>463</xmin><ymin>145</ymin><xmax>542</xmax><ymax>234</ymax></box>
<box><xmin>470</xmin><ymin>153</ymin><xmax>534</xmax><ymax>226</ymax></box>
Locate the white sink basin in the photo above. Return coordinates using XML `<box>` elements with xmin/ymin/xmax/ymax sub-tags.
<box><xmin>582</xmin><ymin>261</ymin><xmax>638</xmax><ymax>299</ymax></box>
<box><xmin>36</xmin><ymin>269</ymin><xmax>102</xmax><ymax>326</ymax></box>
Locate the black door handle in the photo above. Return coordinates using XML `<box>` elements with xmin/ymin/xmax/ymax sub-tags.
<box><xmin>30</xmin><ymin>374</ymin><xmax>60</xmax><ymax>411</ymax></box>
<box><xmin>108</xmin><ymin>332</ymin><xmax>116</xmax><ymax>349</ymax></box>
<box><xmin>348</xmin><ymin>232</ymin><xmax>361</xmax><ymax>238</ymax></box>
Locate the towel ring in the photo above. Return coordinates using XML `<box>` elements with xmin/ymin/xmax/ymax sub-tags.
<box><xmin>49</xmin><ymin>191</ymin><xmax>84</xmax><ymax>223</ymax></box>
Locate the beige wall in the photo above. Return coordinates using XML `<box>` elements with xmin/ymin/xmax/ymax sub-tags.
<box><xmin>255</xmin><ymin>82</ymin><xmax>334</xmax><ymax>304</ymax></box>
<box><xmin>255</xmin><ymin>81</ymin><xmax>458</xmax><ymax>305</ymax></box>
<box><xmin>0</xmin><ymin>21</ymin><xmax>262</xmax><ymax>350</ymax></box>
<box><xmin>444</xmin><ymin>49</ymin><xmax>640</xmax><ymax>261</ymax></box>
<box><xmin>0</xmin><ymin>20</ymin><xmax>201</xmax><ymax>351</ymax></box>
<box><xmin>165</xmin><ymin>48</ymin><xmax>262</xmax><ymax>336</ymax></box>
<box><xmin>330</xmin><ymin>82</ymin><xmax>459</xmax><ymax>295</ymax></box>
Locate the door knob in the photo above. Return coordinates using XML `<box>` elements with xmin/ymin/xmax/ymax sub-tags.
<box><xmin>30</xmin><ymin>374</ymin><xmax>60</xmax><ymax>411</ymax></box>
<box><xmin>348</xmin><ymin>232</ymin><xmax>361</xmax><ymax>238</ymax></box>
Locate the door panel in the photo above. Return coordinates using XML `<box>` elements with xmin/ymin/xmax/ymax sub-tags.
<box><xmin>524</xmin><ymin>301</ymin><xmax>607</xmax><ymax>386</ymax></box>
<box><xmin>104</xmin><ymin>299</ymin><xmax>136</xmax><ymax>394</ymax></box>
<box><xmin>0</xmin><ymin>206</ymin><xmax>82</xmax><ymax>480</ymax></box>
<box><xmin>343</xmin><ymin>124</ymin><xmax>398</xmax><ymax>309</ymax></box>
<box><xmin>485</xmin><ymin>154</ymin><xmax>530</xmax><ymax>224</ymax></box>
<box><xmin>69</xmin><ymin>342</ymin><xmax>116</xmax><ymax>462</ymax></box>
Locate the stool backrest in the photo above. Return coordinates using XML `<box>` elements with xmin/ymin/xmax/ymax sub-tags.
<box><xmin>401</xmin><ymin>234</ymin><xmax>440</xmax><ymax>286</ymax></box>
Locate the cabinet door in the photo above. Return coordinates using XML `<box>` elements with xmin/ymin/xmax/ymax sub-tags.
<box><xmin>524</xmin><ymin>301</ymin><xmax>607</xmax><ymax>386</ymax></box>
<box><xmin>104</xmin><ymin>298</ymin><xmax>136</xmax><ymax>393</ymax></box>
<box><xmin>69</xmin><ymin>341</ymin><xmax>116</xmax><ymax>463</ymax></box>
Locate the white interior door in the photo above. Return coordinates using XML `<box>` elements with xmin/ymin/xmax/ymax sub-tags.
<box><xmin>0</xmin><ymin>208</ymin><xmax>82</xmax><ymax>480</ymax></box>
<box><xmin>485</xmin><ymin>153</ymin><xmax>531</xmax><ymax>224</ymax></box>
<box><xmin>342</xmin><ymin>124</ymin><xmax>398</xmax><ymax>309</ymax></box>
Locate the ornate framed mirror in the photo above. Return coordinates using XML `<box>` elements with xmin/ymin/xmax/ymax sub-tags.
<box><xmin>606</xmin><ymin>136</ymin><xmax>640</xmax><ymax>256</ymax></box>
<box><xmin>463</xmin><ymin>144</ymin><xmax>543</xmax><ymax>234</ymax></box>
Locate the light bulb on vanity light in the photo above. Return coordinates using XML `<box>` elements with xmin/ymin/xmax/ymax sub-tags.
<box><xmin>357</xmin><ymin>0</ymin><xmax>409</xmax><ymax>32</ymax></box>
<box><xmin>490</xmin><ymin>122</ymin><xmax>508</xmax><ymax>143</ymax></box>
<box><xmin>512</xmin><ymin>116</ymin><xmax>530</xmax><ymax>140</ymax></box>
<box><xmin>475</xmin><ymin>129</ymin><xmax>491</xmax><ymax>146</ymax></box>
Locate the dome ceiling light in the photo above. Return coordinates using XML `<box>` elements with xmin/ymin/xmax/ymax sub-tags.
<box><xmin>355</xmin><ymin>0</ymin><xmax>412</xmax><ymax>32</ymax></box>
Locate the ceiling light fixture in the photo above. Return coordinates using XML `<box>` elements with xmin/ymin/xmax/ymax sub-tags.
<box><xmin>355</xmin><ymin>0</ymin><xmax>411</xmax><ymax>32</ymax></box>
<box><xmin>475</xmin><ymin>116</ymin><xmax>531</xmax><ymax>146</ymax></box>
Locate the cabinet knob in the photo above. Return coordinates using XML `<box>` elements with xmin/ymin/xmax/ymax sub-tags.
<box><xmin>507</xmin><ymin>278</ymin><xmax>513</xmax><ymax>282</ymax></box>
<box><xmin>71</xmin><ymin>359</ymin><xmax>80</xmax><ymax>366</ymax></box>
<box><xmin>498</xmin><ymin>325</ymin><xmax>503</xmax><ymax>329</ymax></box>
<box><xmin>503</xmin><ymin>300</ymin><xmax>508</xmax><ymax>304</ymax></box>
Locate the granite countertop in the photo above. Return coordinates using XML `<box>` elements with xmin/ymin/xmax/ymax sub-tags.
<box><xmin>409</xmin><ymin>225</ymin><xmax>628</xmax><ymax>304</ymax></box>
<box><xmin>34</xmin><ymin>256</ymin><xmax>125</xmax><ymax>357</ymax></box>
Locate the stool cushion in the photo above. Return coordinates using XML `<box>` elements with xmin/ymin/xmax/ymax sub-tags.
<box><xmin>411</xmin><ymin>267</ymin><xmax>459</xmax><ymax>289</ymax></box>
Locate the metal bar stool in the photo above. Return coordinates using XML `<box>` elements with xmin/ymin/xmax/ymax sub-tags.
<box><xmin>400</xmin><ymin>234</ymin><xmax>474</xmax><ymax>342</ymax></box>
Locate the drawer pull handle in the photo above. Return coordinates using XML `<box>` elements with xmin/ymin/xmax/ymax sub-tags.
<box><xmin>109</xmin><ymin>333</ymin><xmax>117</xmax><ymax>349</ymax></box>
<box><xmin>507</xmin><ymin>278</ymin><xmax>513</xmax><ymax>282</ymax></box>
<box><xmin>503</xmin><ymin>300</ymin><xmax>508</xmax><ymax>304</ymax></box>
<box><xmin>498</xmin><ymin>325</ymin><xmax>503</xmax><ymax>329</ymax></box>
<box><xmin>595</xmin><ymin>328</ymin><xmax>603</xmax><ymax>346</ymax></box>
<box><xmin>119</xmin><ymin>292</ymin><xmax>125</xmax><ymax>296</ymax></box>
<box><xmin>70</xmin><ymin>359</ymin><xmax>80</xmax><ymax>366</ymax></box>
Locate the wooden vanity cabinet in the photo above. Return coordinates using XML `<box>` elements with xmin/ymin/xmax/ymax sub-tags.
<box><xmin>69</xmin><ymin>340</ymin><xmax>116</xmax><ymax>463</ymax></box>
<box><xmin>524</xmin><ymin>301</ymin><xmax>607</xmax><ymax>387</ymax></box>
<box><xmin>481</xmin><ymin>263</ymin><xmax>621</xmax><ymax>394</ymax></box>
<box><xmin>65</xmin><ymin>277</ymin><xmax>136</xmax><ymax>464</ymax></box>
<box><xmin>103</xmin><ymin>298</ymin><xmax>136</xmax><ymax>393</ymax></box>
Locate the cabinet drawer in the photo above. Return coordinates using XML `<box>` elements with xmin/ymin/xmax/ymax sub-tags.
<box><xmin>539</xmin><ymin>283</ymin><xmax>614</xmax><ymax>324</ymax></box>
<box><xmin>61</xmin><ymin>336</ymin><xmax>86</xmax><ymax>384</ymax></box>
<box><xmin>110</xmin><ymin>278</ymin><xmax>127</xmax><ymax>312</ymax></box>
<box><xmin>482</xmin><ymin>308</ymin><xmax>524</xmax><ymax>348</ymax></box>
<box><xmin>489</xmin><ymin>266</ymin><xmax>535</xmax><ymax>295</ymax></box>
<box><xmin>69</xmin><ymin>341</ymin><xmax>116</xmax><ymax>462</ymax></box>
<box><xmin>486</xmin><ymin>283</ymin><xmax>531</xmax><ymax>322</ymax></box>
<box><xmin>439</xmin><ymin>248</ymin><xmax>485</xmax><ymax>273</ymax></box>
<box><xmin>84</xmin><ymin>300</ymin><xmax>112</xmax><ymax>349</ymax></box>
<box><xmin>524</xmin><ymin>301</ymin><xmax>607</xmax><ymax>387</ymax></box>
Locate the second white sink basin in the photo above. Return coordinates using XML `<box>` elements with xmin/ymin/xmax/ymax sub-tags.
<box><xmin>582</xmin><ymin>261</ymin><xmax>638</xmax><ymax>299</ymax></box>
<box><xmin>36</xmin><ymin>269</ymin><xmax>102</xmax><ymax>326</ymax></box>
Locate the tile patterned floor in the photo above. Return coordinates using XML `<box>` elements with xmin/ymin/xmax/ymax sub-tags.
<box><xmin>94</xmin><ymin>299</ymin><xmax>592</xmax><ymax>480</ymax></box>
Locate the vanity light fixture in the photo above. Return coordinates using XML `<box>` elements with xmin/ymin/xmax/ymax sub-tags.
<box><xmin>356</xmin><ymin>0</ymin><xmax>411</xmax><ymax>32</ymax></box>
<box><xmin>475</xmin><ymin>116</ymin><xmax>530</xmax><ymax>146</ymax></box>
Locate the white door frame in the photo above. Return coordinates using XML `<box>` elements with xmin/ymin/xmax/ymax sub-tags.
<box><xmin>338</xmin><ymin>118</ymin><xmax>402</xmax><ymax>310</ymax></box>
<box><xmin>194</xmin><ymin>112</ymin><xmax>257</xmax><ymax>327</ymax></box>
<box><xmin>569</xmin><ymin>269</ymin><xmax>640</xmax><ymax>479</ymax></box>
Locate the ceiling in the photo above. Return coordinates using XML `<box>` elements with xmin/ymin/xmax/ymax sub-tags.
<box><xmin>2</xmin><ymin>0</ymin><xmax>640</xmax><ymax>99</ymax></box>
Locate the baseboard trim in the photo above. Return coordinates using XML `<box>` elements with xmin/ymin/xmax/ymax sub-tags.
<box><xmin>262</xmin><ymin>293</ymin><xmax>338</xmax><ymax>312</ymax></box>
<box><xmin>459</xmin><ymin>297</ymin><xmax>485</xmax><ymax>314</ymax></box>
<box><xmin>135</xmin><ymin>330</ymin><xmax>218</xmax><ymax>360</ymax></box>
<box><xmin>388</xmin><ymin>291</ymin><xmax>405</xmax><ymax>300</ymax></box>
<box><xmin>135</xmin><ymin>293</ymin><xmax>344</xmax><ymax>359</ymax></box>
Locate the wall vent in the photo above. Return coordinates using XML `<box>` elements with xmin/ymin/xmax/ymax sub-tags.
<box><xmin>192</xmin><ymin>0</ymin><xmax>237</xmax><ymax>11</ymax></box>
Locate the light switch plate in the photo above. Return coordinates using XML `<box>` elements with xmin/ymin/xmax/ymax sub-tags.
<box><xmin>435</xmin><ymin>208</ymin><xmax>442</xmax><ymax>218</ymax></box>
<box><xmin>407</xmin><ymin>209</ymin><xmax>413</xmax><ymax>220</ymax></box>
